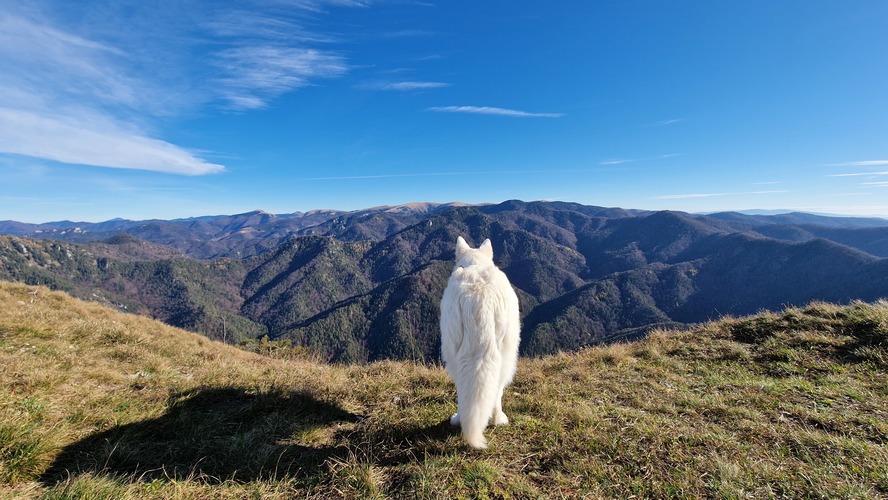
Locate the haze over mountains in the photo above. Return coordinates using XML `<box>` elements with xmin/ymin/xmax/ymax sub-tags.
<box><xmin>2</xmin><ymin>200</ymin><xmax>887</xmax><ymax>362</ymax></box>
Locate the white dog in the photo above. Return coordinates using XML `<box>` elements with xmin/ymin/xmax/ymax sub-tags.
<box><xmin>440</xmin><ymin>236</ymin><xmax>520</xmax><ymax>449</ymax></box>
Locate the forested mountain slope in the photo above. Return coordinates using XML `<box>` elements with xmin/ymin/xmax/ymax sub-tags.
<box><xmin>2</xmin><ymin>201</ymin><xmax>887</xmax><ymax>362</ymax></box>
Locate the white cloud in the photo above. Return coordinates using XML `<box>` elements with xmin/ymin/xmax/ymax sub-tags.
<box><xmin>283</xmin><ymin>0</ymin><xmax>372</xmax><ymax>13</ymax></box>
<box><xmin>653</xmin><ymin>190</ymin><xmax>788</xmax><ymax>200</ymax></box>
<box><xmin>205</xmin><ymin>12</ymin><xmax>337</xmax><ymax>43</ymax></box>
<box><xmin>826</xmin><ymin>160</ymin><xmax>888</xmax><ymax>167</ymax></box>
<box><xmin>862</xmin><ymin>182</ymin><xmax>888</xmax><ymax>187</ymax></box>
<box><xmin>365</xmin><ymin>81</ymin><xmax>450</xmax><ymax>91</ymax></box>
<box><xmin>645</xmin><ymin>118</ymin><xmax>682</xmax><ymax>127</ymax></box>
<box><xmin>0</xmin><ymin>13</ymin><xmax>141</xmax><ymax>110</ymax></box>
<box><xmin>299</xmin><ymin>168</ymin><xmax>592</xmax><ymax>181</ymax></box>
<box><xmin>0</xmin><ymin>8</ymin><xmax>223</xmax><ymax>174</ymax></box>
<box><xmin>427</xmin><ymin>106</ymin><xmax>563</xmax><ymax>118</ymax></box>
<box><xmin>653</xmin><ymin>193</ymin><xmax>728</xmax><ymax>200</ymax></box>
<box><xmin>204</xmin><ymin>6</ymin><xmax>357</xmax><ymax>109</ymax></box>
<box><xmin>828</xmin><ymin>171</ymin><xmax>888</xmax><ymax>177</ymax></box>
<box><xmin>0</xmin><ymin>108</ymin><xmax>224</xmax><ymax>175</ymax></box>
<box><xmin>598</xmin><ymin>153</ymin><xmax>684</xmax><ymax>165</ymax></box>
<box><xmin>0</xmin><ymin>1</ymin><xmax>368</xmax><ymax>172</ymax></box>
<box><xmin>214</xmin><ymin>46</ymin><xmax>348</xmax><ymax>109</ymax></box>
<box><xmin>377</xmin><ymin>29</ymin><xmax>438</xmax><ymax>38</ymax></box>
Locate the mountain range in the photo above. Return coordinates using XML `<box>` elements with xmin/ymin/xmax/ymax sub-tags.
<box><xmin>0</xmin><ymin>202</ymin><xmax>467</xmax><ymax>260</ymax></box>
<box><xmin>2</xmin><ymin>200</ymin><xmax>887</xmax><ymax>362</ymax></box>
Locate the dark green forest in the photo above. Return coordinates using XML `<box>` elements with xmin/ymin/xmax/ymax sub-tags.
<box><xmin>2</xmin><ymin>201</ymin><xmax>887</xmax><ymax>362</ymax></box>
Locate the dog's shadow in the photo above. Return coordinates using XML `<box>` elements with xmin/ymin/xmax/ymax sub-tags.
<box><xmin>40</xmin><ymin>387</ymin><xmax>458</xmax><ymax>486</ymax></box>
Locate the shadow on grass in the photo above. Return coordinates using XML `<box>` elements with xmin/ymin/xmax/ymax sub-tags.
<box><xmin>338</xmin><ymin>417</ymin><xmax>461</xmax><ymax>468</ymax></box>
<box><xmin>40</xmin><ymin>387</ymin><xmax>462</xmax><ymax>488</ymax></box>
<box><xmin>40</xmin><ymin>387</ymin><xmax>361</xmax><ymax>486</ymax></box>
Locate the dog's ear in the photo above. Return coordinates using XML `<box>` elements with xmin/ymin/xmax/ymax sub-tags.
<box><xmin>456</xmin><ymin>236</ymin><xmax>470</xmax><ymax>256</ymax></box>
<box><xmin>479</xmin><ymin>238</ymin><xmax>493</xmax><ymax>258</ymax></box>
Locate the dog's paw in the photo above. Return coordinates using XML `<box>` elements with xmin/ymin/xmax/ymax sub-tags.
<box><xmin>492</xmin><ymin>411</ymin><xmax>509</xmax><ymax>426</ymax></box>
<box><xmin>449</xmin><ymin>413</ymin><xmax>460</xmax><ymax>426</ymax></box>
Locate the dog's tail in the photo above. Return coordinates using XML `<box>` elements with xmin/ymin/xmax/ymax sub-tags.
<box><xmin>458</xmin><ymin>318</ymin><xmax>500</xmax><ymax>450</ymax></box>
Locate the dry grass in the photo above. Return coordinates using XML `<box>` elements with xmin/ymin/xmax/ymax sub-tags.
<box><xmin>1</xmin><ymin>282</ymin><xmax>886</xmax><ymax>498</ymax></box>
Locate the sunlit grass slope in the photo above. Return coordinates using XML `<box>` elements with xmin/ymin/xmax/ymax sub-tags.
<box><xmin>1</xmin><ymin>280</ymin><xmax>885</xmax><ymax>498</ymax></box>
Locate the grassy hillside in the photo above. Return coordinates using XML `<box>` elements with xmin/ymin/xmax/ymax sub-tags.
<box><xmin>1</xmin><ymin>281</ymin><xmax>885</xmax><ymax>498</ymax></box>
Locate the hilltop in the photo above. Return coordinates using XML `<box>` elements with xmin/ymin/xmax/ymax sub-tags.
<box><xmin>1</xmin><ymin>281</ymin><xmax>885</xmax><ymax>498</ymax></box>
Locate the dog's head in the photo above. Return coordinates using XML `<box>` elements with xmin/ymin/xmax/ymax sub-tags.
<box><xmin>454</xmin><ymin>236</ymin><xmax>494</xmax><ymax>268</ymax></box>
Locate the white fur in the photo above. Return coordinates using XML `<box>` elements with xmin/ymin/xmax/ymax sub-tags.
<box><xmin>440</xmin><ymin>236</ymin><xmax>520</xmax><ymax>449</ymax></box>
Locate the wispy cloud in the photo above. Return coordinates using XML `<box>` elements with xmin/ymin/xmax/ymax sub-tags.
<box><xmin>828</xmin><ymin>171</ymin><xmax>888</xmax><ymax>177</ymax></box>
<box><xmin>598</xmin><ymin>153</ymin><xmax>683</xmax><ymax>166</ymax></box>
<box><xmin>0</xmin><ymin>13</ymin><xmax>143</xmax><ymax>110</ymax></box>
<box><xmin>205</xmin><ymin>12</ymin><xmax>338</xmax><ymax>44</ymax></box>
<box><xmin>826</xmin><ymin>160</ymin><xmax>888</xmax><ymax>167</ymax></box>
<box><xmin>281</xmin><ymin>0</ymin><xmax>372</xmax><ymax>13</ymax></box>
<box><xmin>0</xmin><ymin>9</ymin><xmax>222</xmax><ymax>175</ymax></box>
<box><xmin>645</xmin><ymin>118</ymin><xmax>682</xmax><ymax>127</ymax></box>
<box><xmin>653</xmin><ymin>193</ymin><xmax>728</xmax><ymax>200</ymax></box>
<box><xmin>653</xmin><ymin>190</ymin><xmax>788</xmax><ymax>200</ymax></box>
<box><xmin>0</xmin><ymin>1</ymin><xmax>365</xmax><ymax>173</ymax></box>
<box><xmin>0</xmin><ymin>108</ymin><xmax>223</xmax><ymax>175</ymax></box>
<box><xmin>204</xmin><ymin>5</ymin><xmax>359</xmax><ymax>110</ymax></box>
<box><xmin>214</xmin><ymin>47</ymin><xmax>347</xmax><ymax>109</ymax></box>
<box><xmin>427</xmin><ymin>106</ymin><xmax>564</xmax><ymax>118</ymax></box>
<box><xmin>825</xmin><ymin>160</ymin><xmax>888</xmax><ymax>190</ymax></box>
<box><xmin>300</xmin><ymin>168</ymin><xmax>591</xmax><ymax>181</ymax></box>
<box><xmin>377</xmin><ymin>29</ymin><xmax>438</xmax><ymax>38</ymax></box>
<box><xmin>362</xmin><ymin>81</ymin><xmax>450</xmax><ymax>91</ymax></box>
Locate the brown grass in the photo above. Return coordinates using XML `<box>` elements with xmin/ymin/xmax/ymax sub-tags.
<box><xmin>1</xmin><ymin>282</ymin><xmax>886</xmax><ymax>498</ymax></box>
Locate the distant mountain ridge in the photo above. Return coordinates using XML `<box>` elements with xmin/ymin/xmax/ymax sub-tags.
<box><xmin>1</xmin><ymin>200</ymin><xmax>887</xmax><ymax>362</ymax></box>
<box><xmin>0</xmin><ymin>202</ymin><xmax>468</xmax><ymax>259</ymax></box>
<box><xmin>706</xmin><ymin>210</ymin><xmax>888</xmax><ymax>229</ymax></box>
<box><xmin>4</xmin><ymin>203</ymin><xmax>886</xmax><ymax>260</ymax></box>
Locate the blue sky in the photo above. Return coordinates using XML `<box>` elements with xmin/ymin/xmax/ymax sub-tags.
<box><xmin>1</xmin><ymin>1</ymin><xmax>887</xmax><ymax>223</ymax></box>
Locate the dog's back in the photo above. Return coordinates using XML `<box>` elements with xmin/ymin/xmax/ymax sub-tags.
<box><xmin>441</xmin><ymin>237</ymin><xmax>520</xmax><ymax>449</ymax></box>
